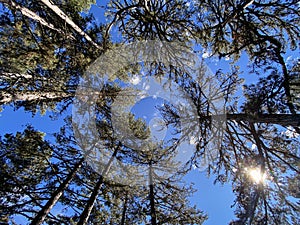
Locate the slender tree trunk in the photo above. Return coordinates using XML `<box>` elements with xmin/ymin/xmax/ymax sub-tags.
<box><xmin>120</xmin><ymin>194</ymin><xmax>128</xmax><ymax>225</ymax></box>
<box><xmin>0</xmin><ymin>90</ymin><xmax>73</xmax><ymax>105</ymax></box>
<box><xmin>238</xmin><ymin>190</ymin><xmax>260</xmax><ymax>225</ymax></box>
<box><xmin>148</xmin><ymin>163</ymin><xmax>157</xmax><ymax>225</ymax></box>
<box><xmin>77</xmin><ymin>145</ymin><xmax>120</xmax><ymax>225</ymax></box>
<box><xmin>0</xmin><ymin>72</ymin><xmax>33</xmax><ymax>80</ymax></box>
<box><xmin>210</xmin><ymin>113</ymin><xmax>300</xmax><ymax>127</ymax></box>
<box><xmin>30</xmin><ymin>158</ymin><xmax>84</xmax><ymax>225</ymax></box>
<box><xmin>40</xmin><ymin>0</ymin><xmax>101</xmax><ymax>49</ymax></box>
<box><xmin>0</xmin><ymin>0</ymin><xmax>74</xmax><ymax>39</ymax></box>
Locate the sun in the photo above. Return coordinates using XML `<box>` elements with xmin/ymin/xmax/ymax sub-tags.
<box><xmin>247</xmin><ymin>167</ymin><xmax>267</xmax><ymax>184</ymax></box>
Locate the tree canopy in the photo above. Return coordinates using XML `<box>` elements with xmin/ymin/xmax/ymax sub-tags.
<box><xmin>0</xmin><ymin>0</ymin><xmax>299</xmax><ymax>224</ymax></box>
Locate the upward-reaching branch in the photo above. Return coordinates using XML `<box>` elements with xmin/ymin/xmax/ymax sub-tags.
<box><xmin>40</xmin><ymin>0</ymin><xmax>101</xmax><ymax>49</ymax></box>
<box><xmin>77</xmin><ymin>144</ymin><xmax>120</xmax><ymax>225</ymax></box>
<box><xmin>30</xmin><ymin>158</ymin><xmax>84</xmax><ymax>225</ymax></box>
<box><xmin>120</xmin><ymin>193</ymin><xmax>128</xmax><ymax>225</ymax></box>
<box><xmin>217</xmin><ymin>0</ymin><xmax>255</xmax><ymax>28</ymax></box>
<box><xmin>148</xmin><ymin>162</ymin><xmax>157</xmax><ymax>225</ymax></box>
<box><xmin>0</xmin><ymin>0</ymin><xmax>74</xmax><ymax>39</ymax></box>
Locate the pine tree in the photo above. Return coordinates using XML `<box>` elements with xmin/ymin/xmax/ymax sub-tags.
<box><xmin>0</xmin><ymin>0</ymin><xmax>104</xmax><ymax>113</ymax></box>
<box><xmin>156</xmin><ymin>58</ymin><xmax>299</xmax><ymax>224</ymax></box>
<box><xmin>0</xmin><ymin>126</ymin><xmax>52</xmax><ymax>223</ymax></box>
<box><xmin>105</xmin><ymin>0</ymin><xmax>197</xmax><ymax>42</ymax></box>
<box><xmin>0</xmin><ymin>1</ymin><xmax>299</xmax><ymax>224</ymax></box>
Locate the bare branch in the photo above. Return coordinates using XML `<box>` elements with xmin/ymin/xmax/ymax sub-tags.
<box><xmin>40</xmin><ymin>0</ymin><xmax>101</xmax><ymax>49</ymax></box>
<box><xmin>0</xmin><ymin>0</ymin><xmax>74</xmax><ymax>39</ymax></box>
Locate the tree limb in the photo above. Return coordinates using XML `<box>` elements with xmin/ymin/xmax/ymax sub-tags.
<box><xmin>40</xmin><ymin>0</ymin><xmax>101</xmax><ymax>49</ymax></box>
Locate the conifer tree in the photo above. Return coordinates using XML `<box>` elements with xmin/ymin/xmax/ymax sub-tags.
<box><xmin>0</xmin><ymin>1</ymin><xmax>299</xmax><ymax>224</ymax></box>
<box><xmin>0</xmin><ymin>126</ymin><xmax>52</xmax><ymax>223</ymax></box>
<box><xmin>0</xmin><ymin>0</ymin><xmax>104</xmax><ymax>113</ymax></box>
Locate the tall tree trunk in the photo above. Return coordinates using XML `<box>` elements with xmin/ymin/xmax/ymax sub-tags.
<box><xmin>40</xmin><ymin>0</ymin><xmax>101</xmax><ymax>49</ymax></box>
<box><xmin>209</xmin><ymin>113</ymin><xmax>300</xmax><ymax>128</ymax></box>
<box><xmin>30</xmin><ymin>158</ymin><xmax>84</xmax><ymax>225</ymax></box>
<box><xmin>240</xmin><ymin>191</ymin><xmax>260</xmax><ymax>225</ymax></box>
<box><xmin>77</xmin><ymin>144</ymin><xmax>120</xmax><ymax>225</ymax></box>
<box><xmin>0</xmin><ymin>0</ymin><xmax>74</xmax><ymax>39</ymax></box>
<box><xmin>0</xmin><ymin>90</ymin><xmax>73</xmax><ymax>105</ymax></box>
<box><xmin>120</xmin><ymin>194</ymin><xmax>128</xmax><ymax>225</ymax></box>
<box><xmin>148</xmin><ymin>163</ymin><xmax>157</xmax><ymax>225</ymax></box>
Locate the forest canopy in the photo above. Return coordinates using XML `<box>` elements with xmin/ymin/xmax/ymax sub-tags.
<box><xmin>0</xmin><ymin>0</ymin><xmax>299</xmax><ymax>224</ymax></box>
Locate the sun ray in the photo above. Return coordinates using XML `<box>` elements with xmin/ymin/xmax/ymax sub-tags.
<box><xmin>246</xmin><ymin>167</ymin><xmax>267</xmax><ymax>184</ymax></box>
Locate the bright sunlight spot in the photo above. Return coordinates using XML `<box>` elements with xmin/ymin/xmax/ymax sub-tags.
<box><xmin>246</xmin><ymin>167</ymin><xmax>267</xmax><ymax>184</ymax></box>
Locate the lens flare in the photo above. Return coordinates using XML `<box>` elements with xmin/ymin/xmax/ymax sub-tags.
<box><xmin>248</xmin><ymin>167</ymin><xmax>267</xmax><ymax>184</ymax></box>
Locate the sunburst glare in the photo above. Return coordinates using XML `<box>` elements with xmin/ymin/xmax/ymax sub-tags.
<box><xmin>246</xmin><ymin>167</ymin><xmax>267</xmax><ymax>184</ymax></box>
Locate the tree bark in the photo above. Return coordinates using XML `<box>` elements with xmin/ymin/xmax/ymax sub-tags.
<box><xmin>40</xmin><ymin>0</ymin><xmax>101</xmax><ymax>49</ymax></box>
<box><xmin>209</xmin><ymin>113</ymin><xmax>300</xmax><ymax>127</ymax></box>
<box><xmin>77</xmin><ymin>144</ymin><xmax>120</xmax><ymax>225</ymax></box>
<box><xmin>0</xmin><ymin>72</ymin><xmax>33</xmax><ymax>80</ymax></box>
<box><xmin>148</xmin><ymin>163</ymin><xmax>157</xmax><ymax>225</ymax></box>
<box><xmin>0</xmin><ymin>90</ymin><xmax>73</xmax><ymax>105</ymax></box>
<box><xmin>30</xmin><ymin>158</ymin><xmax>84</xmax><ymax>225</ymax></box>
